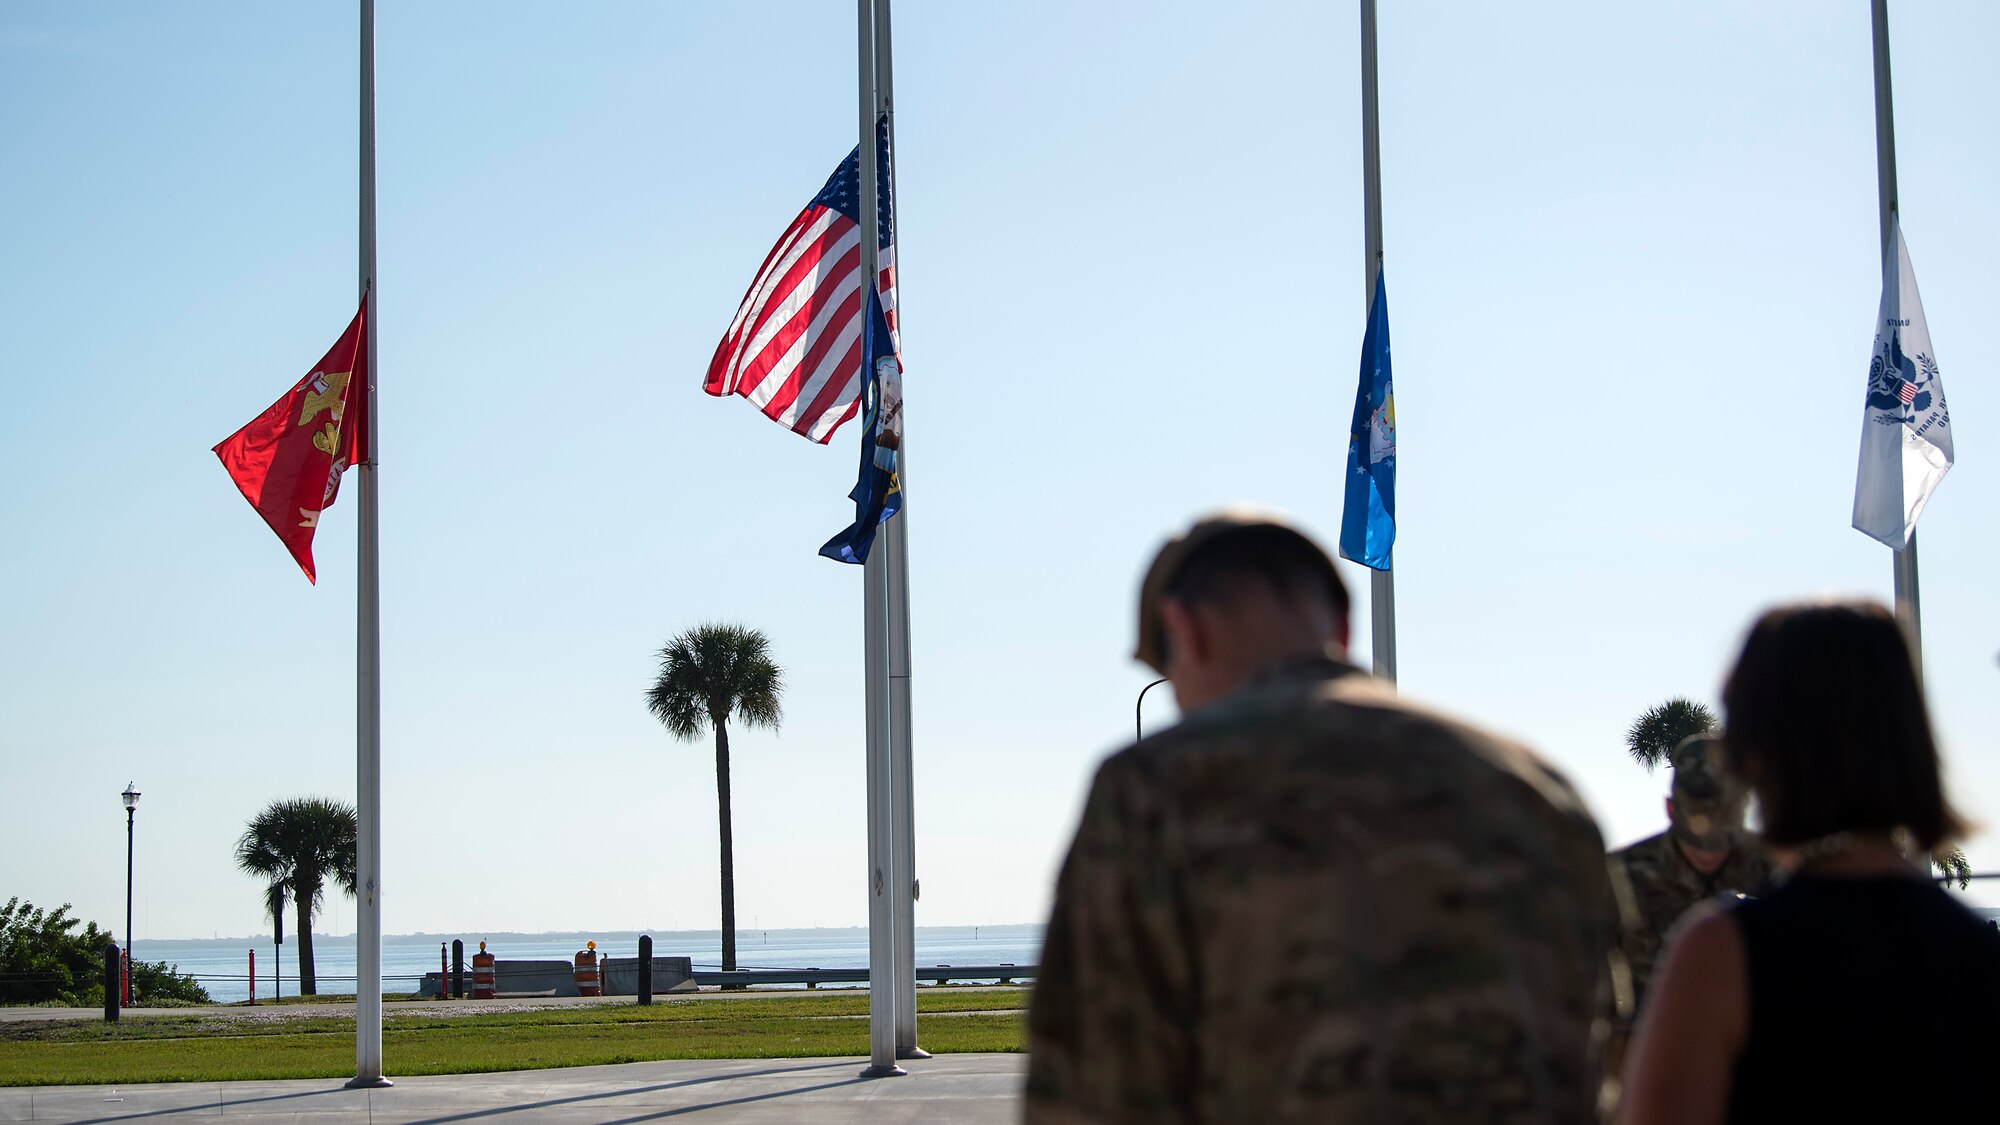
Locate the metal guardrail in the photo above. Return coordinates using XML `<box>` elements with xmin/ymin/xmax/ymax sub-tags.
<box><xmin>691</xmin><ymin>964</ymin><xmax>1036</xmax><ymax>988</ymax></box>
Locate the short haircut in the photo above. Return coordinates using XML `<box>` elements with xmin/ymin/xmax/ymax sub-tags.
<box><xmin>1164</xmin><ymin>524</ymin><xmax>1351</xmax><ymax>623</ymax></box>
<box><xmin>1721</xmin><ymin>600</ymin><xmax>1965</xmax><ymax>852</ymax></box>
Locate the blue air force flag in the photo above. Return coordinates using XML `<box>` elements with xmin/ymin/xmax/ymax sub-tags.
<box><xmin>1853</xmin><ymin>218</ymin><xmax>1953</xmax><ymax>551</ymax></box>
<box><xmin>1340</xmin><ymin>270</ymin><xmax>1396</xmax><ymax>570</ymax></box>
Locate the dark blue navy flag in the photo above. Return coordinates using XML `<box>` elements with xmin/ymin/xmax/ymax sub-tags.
<box><xmin>1339</xmin><ymin>270</ymin><xmax>1396</xmax><ymax>569</ymax></box>
<box><xmin>818</xmin><ymin>290</ymin><xmax>902</xmax><ymax>565</ymax></box>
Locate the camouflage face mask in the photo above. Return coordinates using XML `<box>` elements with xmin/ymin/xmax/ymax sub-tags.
<box><xmin>1669</xmin><ymin>735</ymin><xmax>1749</xmax><ymax>852</ymax></box>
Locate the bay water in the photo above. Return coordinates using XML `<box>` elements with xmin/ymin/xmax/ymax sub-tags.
<box><xmin>133</xmin><ymin>924</ymin><xmax>1043</xmax><ymax>1004</ymax></box>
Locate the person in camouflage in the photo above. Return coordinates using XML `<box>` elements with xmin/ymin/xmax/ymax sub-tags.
<box><xmin>1607</xmin><ymin>735</ymin><xmax>1771</xmax><ymax>1012</ymax></box>
<box><xmin>1025</xmin><ymin>510</ymin><xmax>1622</xmax><ymax>1124</ymax></box>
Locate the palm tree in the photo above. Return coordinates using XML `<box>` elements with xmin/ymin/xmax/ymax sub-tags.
<box><xmin>1626</xmin><ymin>697</ymin><xmax>1719</xmax><ymax>771</ymax></box>
<box><xmin>1625</xmin><ymin>701</ymin><xmax>1972</xmax><ymax>886</ymax></box>
<box><xmin>1933</xmin><ymin>845</ymin><xmax>1972</xmax><ymax>889</ymax></box>
<box><xmin>646</xmin><ymin>624</ymin><xmax>783</xmax><ymax>975</ymax></box>
<box><xmin>235</xmin><ymin>797</ymin><xmax>356</xmax><ymax>995</ymax></box>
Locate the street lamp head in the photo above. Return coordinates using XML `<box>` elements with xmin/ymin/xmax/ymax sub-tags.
<box><xmin>121</xmin><ymin>783</ymin><xmax>140</xmax><ymax>812</ymax></box>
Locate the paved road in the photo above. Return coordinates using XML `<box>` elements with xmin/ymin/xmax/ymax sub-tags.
<box><xmin>0</xmin><ymin>1053</ymin><xmax>1025</xmax><ymax>1123</ymax></box>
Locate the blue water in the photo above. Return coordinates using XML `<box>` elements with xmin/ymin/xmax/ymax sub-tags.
<box><xmin>135</xmin><ymin>925</ymin><xmax>1044</xmax><ymax>1004</ymax></box>
<box><xmin>140</xmin><ymin>907</ymin><xmax>2000</xmax><ymax>1005</ymax></box>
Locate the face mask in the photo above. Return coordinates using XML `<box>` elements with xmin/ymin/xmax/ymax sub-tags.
<box><xmin>1670</xmin><ymin>736</ymin><xmax>1749</xmax><ymax>852</ymax></box>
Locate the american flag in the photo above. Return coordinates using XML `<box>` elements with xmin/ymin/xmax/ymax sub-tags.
<box><xmin>704</xmin><ymin>118</ymin><xmax>896</xmax><ymax>443</ymax></box>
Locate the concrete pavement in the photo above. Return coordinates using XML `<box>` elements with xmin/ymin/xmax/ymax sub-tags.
<box><xmin>0</xmin><ymin>1054</ymin><xmax>1025</xmax><ymax>1123</ymax></box>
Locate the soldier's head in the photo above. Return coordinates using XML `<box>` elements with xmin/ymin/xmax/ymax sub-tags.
<box><xmin>1665</xmin><ymin>735</ymin><xmax>1749</xmax><ymax>855</ymax></box>
<box><xmin>1134</xmin><ymin>509</ymin><xmax>1350</xmax><ymax>713</ymax></box>
<box><xmin>1722</xmin><ymin>599</ymin><xmax>1966</xmax><ymax>854</ymax></box>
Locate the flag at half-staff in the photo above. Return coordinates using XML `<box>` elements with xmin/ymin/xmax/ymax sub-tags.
<box><xmin>1853</xmin><ymin>216</ymin><xmax>1953</xmax><ymax>550</ymax></box>
<box><xmin>705</xmin><ymin>117</ymin><xmax>898</xmax><ymax>446</ymax></box>
<box><xmin>820</xmin><ymin>292</ymin><xmax>902</xmax><ymax>565</ymax></box>
<box><xmin>1339</xmin><ymin>270</ymin><xmax>1396</xmax><ymax>570</ymax></box>
<box><xmin>213</xmin><ymin>296</ymin><xmax>370</xmax><ymax>582</ymax></box>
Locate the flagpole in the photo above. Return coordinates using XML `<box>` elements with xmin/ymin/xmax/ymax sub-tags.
<box><xmin>857</xmin><ymin>0</ymin><xmax>905</xmax><ymax>1080</ymax></box>
<box><xmin>873</xmin><ymin>0</ymin><xmax>927</xmax><ymax>1063</ymax></box>
<box><xmin>1869</xmin><ymin>0</ymin><xmax>1933</xmax><ymax>885</ymax></box>
<box><xmin>1359</xmin><ymin>0</ymin><xmax>1397</xmax><ymax>683</ymax></box>
<box><xmin>1870</xmin><ymin>0</ymin><xmax>1922</xmax><ymax>676</ymax></box>
<box><xmin>348</xmin><ymin>0</ymin><xmax>389</xmax><ymax>1088</ymax></box>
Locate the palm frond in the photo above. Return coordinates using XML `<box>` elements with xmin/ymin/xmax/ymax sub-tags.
<box><xmin>1626</xmin><ymin>697</ymin><xmax>1719</xmax><ymax>772</ymax></box>
<box><xmin>646</xmin><ymin>622</ymin><xmax>785</xmax><ymax>739</ymax></box>
<box><xmin>236</xmin><ymin>797</ymin><xmax>358</xmax><ymax>923</ymax></box>
<box><xmin>1934</xmin><ymin>845</ymin><xmax>1973</xmax><ymax>890</ymax></box>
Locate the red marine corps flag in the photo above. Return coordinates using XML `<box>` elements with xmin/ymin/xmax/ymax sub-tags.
<box><xmin>213</xmin><ymin>296</ymin><xmax>370</xmax><ymax>583</ymax></box>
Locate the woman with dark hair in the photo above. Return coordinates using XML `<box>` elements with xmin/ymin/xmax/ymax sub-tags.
<box><xmin>1620</xmin><ymin>600</ymin><xmax>2000</xmax><ymax>1123</ymax></box>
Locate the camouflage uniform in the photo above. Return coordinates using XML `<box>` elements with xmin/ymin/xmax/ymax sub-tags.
<box><xmin>1606</xmin><ymin>735</ymin><xmax>1771</xmax><ymax>1015</ymax></box>
<box><xmin>1606</xmin><ymin>830</ymin><xmax>1770</xmax><ymax>1012</ymax></box>
<box><xmin>1025</xmin><ymin>660</ymin><xmax>1620</xmax><ymax>1124</ymax></box>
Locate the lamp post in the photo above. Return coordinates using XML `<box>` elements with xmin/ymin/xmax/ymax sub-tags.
<box><xmin>120</xmin><ymin>782</ymin><xmax>140</xmax><ymax>1007</ymax></box>
<box><xmin>1135</xmin><ymin>677</ymin><xmax>1169</xmax><ymax>743</ymax></box>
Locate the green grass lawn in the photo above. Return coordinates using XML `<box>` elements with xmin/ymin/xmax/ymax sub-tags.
<box><xmin>0</xmin><ymin>989</ymin><xmax>1030</xmax><ymax>1087</ymax></box>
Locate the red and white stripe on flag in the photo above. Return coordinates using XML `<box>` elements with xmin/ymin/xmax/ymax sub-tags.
<box><xmin>703</xmin><ymin>203</ymin><xmax>868</xmax><ymax>444</ymax></box>
<box><xmin>705</xmin><ymin>120</ymin><xmax>897</xmax><ymax>445</ymax></box>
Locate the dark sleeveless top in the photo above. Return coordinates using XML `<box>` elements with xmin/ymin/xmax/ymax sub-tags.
<box><xmin>1726</xmin><ymin>873</ymin><xmax>2000</xmax><ymax>1122</ymax></box>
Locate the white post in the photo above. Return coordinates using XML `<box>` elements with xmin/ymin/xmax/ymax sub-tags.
<box><xmin>874</xmin><ymin>0</ymin><xmax>926</xmax><ymax>1063</ymax></box>
<box><xmin>1870</xmin><ymin>0</ymin><xmax>1922</xmax><ymax>677</ymax></box>
<box><xmin>347</xmin><ymin>0</ymin><xmax>389</xmax><ymax>1090</ymax></box>
<box><xmin>863</xmin><ymin>554</ymin><xmax>901</xmax><ymax>1076</ymax></box>
<box><xmin>857</xmin><ymin>0</ymin><xmax>905</xmax><ymax>1079</ymax></box>
<box><xmin>1358</xmin><ymin>0</ymin><xmax>1396</xmax><ymax>683</ymax></box>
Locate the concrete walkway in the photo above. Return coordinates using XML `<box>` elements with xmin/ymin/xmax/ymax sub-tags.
<box><xmin>0</xmin><ymin>1054</ymin><xmax>1025</xmax><ymax>1123</ymax></box>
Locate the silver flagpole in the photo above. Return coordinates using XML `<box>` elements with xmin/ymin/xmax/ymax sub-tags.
<box><xmin>874</xmin><ymin>0</ymin><xmax>927</xmax><ymax>1063</ymax></box>
<box><xmin>1871</xmin><ymin>0</ymin><xmax>1928</xmax><ymax>882</ymax></box>
<box><xmin>1359</xmin><ymin>0</ymin><xmax>1396</xmax><ymax>683</ymax></box>
<box><xmin>1870</xmin><ymin>0</ymin><xmax>1922</xmax><ymax>677</ymax></box>
<box><xmin>857</xmin><ymin>0</ymin><xmax>905</xmax><ymax>1080</ymax></box>
<box><xmin>347</xmin><ymin>0</ymin><xmax>389</xmax><ymax>1089</ymax></box>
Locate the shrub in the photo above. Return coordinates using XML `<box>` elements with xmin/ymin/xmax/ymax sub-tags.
<box><xmin>0</xmin><ymin>898</ymin><xmax>209</xmax><ymax>1006</ymax></box>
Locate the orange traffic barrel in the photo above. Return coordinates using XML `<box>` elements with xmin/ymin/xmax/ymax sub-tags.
<box><xmin>471</xmin><ymin>941</ymin><xmax>496</xmax><ymax>1000</ymax></box>
<box><xmin>574</xmin><ymin>941</ymin><xmax>601</xmax><ymax>997</ymax></box>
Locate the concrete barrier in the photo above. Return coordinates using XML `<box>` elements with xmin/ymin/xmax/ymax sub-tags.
<box><xmin>692</xmin><ymin>964</ymin><xmax>1038</xmax><ymax>988</ymax></box>
<box><xmin>419</xmin><ymin>958</ymin><xmax>1036</xmax><ymax>995</ymax></box>
<box><xmin>417</xmin><ymin>959</ymin><xmax>580</xmax><ymax>997</ymax></box>
<box><xmin>600</xmin><ymin>956</ymin><xmax>696</xmax><ymax>996</ymax></box>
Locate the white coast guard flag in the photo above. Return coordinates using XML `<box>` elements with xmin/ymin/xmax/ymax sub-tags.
<box><xmin>1853</xmin><ymin>218</ymin><xmax>1954</xmax><ymax>550</ymax></box>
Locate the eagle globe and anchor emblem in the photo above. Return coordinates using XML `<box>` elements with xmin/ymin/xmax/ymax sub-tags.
<box><xmin>1865</xmin><ymin>329</ymin><xmax>1943</xmax><ymax>429</ymax></box>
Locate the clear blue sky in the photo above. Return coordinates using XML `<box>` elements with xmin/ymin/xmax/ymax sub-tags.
<box><xmin>3</xmin><ymin>1</ymin><xmax>1996</xmax><ymax>943</ymax></box>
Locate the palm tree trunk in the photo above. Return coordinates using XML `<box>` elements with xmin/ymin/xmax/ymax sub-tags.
<box><xmin>715</xmin><ymin>719</ymin><xmax>737</xmax><ymax>975</ymax></box>
<box><xmin>295</xmin><ymin>874</ymin><xmax>318</xmax><ymax>996</ymax></box>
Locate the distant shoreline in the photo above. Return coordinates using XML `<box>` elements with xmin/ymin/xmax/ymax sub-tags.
<box><xmin>144</xmin><ymin>923</ymin><xmax>1046</xmax><ymax>948</ymax></box>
